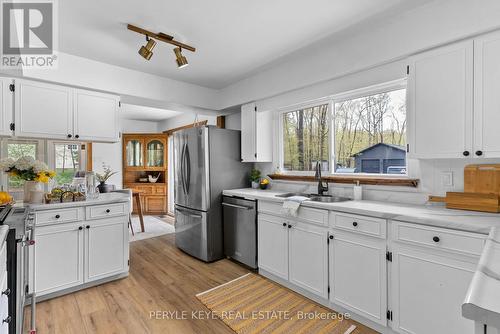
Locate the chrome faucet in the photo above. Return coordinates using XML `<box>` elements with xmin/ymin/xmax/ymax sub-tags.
<box><xmin>314</xmin><ymin>161</ymin><xmax>329</xmax><ymax>196</ymax></box>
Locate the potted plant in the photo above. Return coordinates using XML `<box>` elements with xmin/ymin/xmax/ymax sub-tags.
<box><xmin>249</xmin><ymin>168</ymin><xmax>261</xmax><ymax>189</ymax></box>
<box><xmin>0</xmin><ymin>156</ymin><xmax>55</xmax><ymax>203</ymax></box>
<box><xmin>96</xmin><ymin>164</ymin><xmax>117</xmax><ymax>193</ymax></box>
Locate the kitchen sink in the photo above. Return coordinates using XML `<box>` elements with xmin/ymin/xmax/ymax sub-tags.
<box><xmin>309</xmin><ymin>196</ymin><xmax>351</xmax><ymax>203</ymax></box>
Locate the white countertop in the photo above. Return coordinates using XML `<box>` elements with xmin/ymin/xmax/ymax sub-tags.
<box><xmin>25</xmin><ymin>192</ymin><xmax>130</xmax><ymax>211</ymax></box>
<box><xmin>223</xmin><ymin>188</ymin><xmax>500</xmax><ymax>234</ymax></box>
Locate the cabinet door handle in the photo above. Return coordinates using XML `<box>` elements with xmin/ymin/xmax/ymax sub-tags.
<box><xmin>329</xmin><ymin>235</ymin><xmax>333</xmax><ymax>240</ymax></box>
<box><xmin>475</xmin><ymin>150</ymin><xmax>483</xmax><ymax>156</ymax></box>
<box><xmin>463</xmin><ymin>151</ymin><xmax>470</xmax><ymax>156</ymax></box>
<box><xmin>352</xmin><ymin>222</ymin><xmax>358</xmax><ymax>227</ymax></box>
<box><xmin>433</xmin><ymin>236</ymin><xmax>440</xmax><ymax>243</ymax></box>
<box><xmin>282</xmin><ymin>223</ymin><xmax>287</xmax><ymax>227</ymax></box>
<box><xmin>86</xmin><ymin>225</ymin><xmax>90</xmax><ymax>229</ymax></box>
<box><xmin>67</xmin><ymin>134</ymin><xmax>73</xmax><ymax>138</ymax></box>
<box><xmin>78</xmin><ymin>226</ymin><xmax>83</xmax><ymax>230</ymax></box>
<box><xmin>55</xmin><ymin>214</ymin><xmax>60</xmax><ymax>219</ymax></box>
<box><xmin>2</xmin><ymin>316</ymin><xmax>11</xmax><ymax>324</ymax></box>
<box><xmin>105</xmin><ymin>209</ymin><xmax>111</xmax><ymax>213</ymax></box>
<box><xmin>288</xmin><ymin>224</ymin><xmax>292</xmax><ymax>228</ymax></box>
<box><xmin>2</xmin><ymin>288</ymin><xmax>10</xmax><ymax>296</ymax></box>
<box><xmin>75</xmin><ymin>134</ymin><xmax>80</xmax><ymax>139</ymax></box>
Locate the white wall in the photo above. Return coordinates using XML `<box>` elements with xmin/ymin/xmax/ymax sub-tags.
<box><xmin>92</xmin><ymin>119</ymin><xmax>159</xmax><ymax>189</ymax></box>
<box><xmin>158</xmin><ymin>113</ymin><xmax>217</xmax><ymax>132</ymax></box>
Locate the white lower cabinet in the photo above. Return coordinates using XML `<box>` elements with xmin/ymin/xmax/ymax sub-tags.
<box><xmin>289</xmin><ymin>222</ymin><xmax>328</xmax><ymax>298</ymax></box>
<box><xmin>33</xmin><ymin>204</ymin><xmax>129</xmax><ymax>298</ymax></box>
<box><xmin>257</xmin><ymin>214</ymin><xmax>288</xmax><ymax>280</ymax></box>
<box><xmin>391</xmin><ymin>243</ymin><xmax>477</xmax><ymax>334</ymax></box>
<box><xmin>329</xmin><ymin>231</ymin><xmax>387</xmax><ymax>326</ymax></box>
<box><xmin>85</xmin><ymin>217</ymin><xmax>128</xmax><ymax>282</ymax></box>
<box><xmin>33</xmin><ymin>222</ymin><xmax>84</xmax><ymax>296</ymax></box>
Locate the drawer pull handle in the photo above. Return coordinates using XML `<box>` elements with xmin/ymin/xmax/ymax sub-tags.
<box><xmin>78</xmin><ymin>226</ymin><xmax>83</xmax><ymax>230</ymax></box>
<box><xmin>463</xmin><ymin>150</ymin><xmax>470</xmax><ymax>156</ymax></box>
<box><xmin>55</xmin><ymin>214</ymin><xmax>60</xmax><ymax>219</ymax></box>
<box><xmin>329</xmin><ymin>235</ymin><xmax>333</xmax><ymax>240</ymax></box>
<box><xmin>2</xmin><ymin>316</ymin><xmax>11</xmax><ymax>324</ymax></box>
<box><xmin>352</xmin><ymin>222</ymin><xmax>358</xmax><ymax>227</ymax></box>
<box><xmin>288</xmin><ymin>224</ymin><xmax>292</xmax><ymax>228</ymax></box>
<box><xmin>2</xmin><ymin>288</ymin><xmax>10</xmax><ymax>296</ymax></box>
<box><xmin>433</xmin><ymin>236</ymin><xmax>440</xmax><ymax>243</ymax></box>
<box><xmin>86</xmin><ymin>225</ymin><xmax>90</xmax><ymax>229</ymax></box>
<box><xmin>282</xmin><ymin>223</ymin><xmax>287</xmax><ymax>227</ymax></box>
<box><xmin>106</xmin><ymin>209</ymin><xmax>111</xmax><ymax>213</ymax></box>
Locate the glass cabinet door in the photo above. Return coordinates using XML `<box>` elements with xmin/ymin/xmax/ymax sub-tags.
<box><xmin>146</xmin><ymin>139</ymin><xmax>165</xmax><ymax>168</ymax></box>
<box><xmin>126</xmin><ymin>139</ymin><xmax>143</xmax><ymax>168</ymax></box>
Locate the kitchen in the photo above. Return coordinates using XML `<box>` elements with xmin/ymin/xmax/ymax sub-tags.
<box><xmin>1</xmin><ymin>0</ymin><xmax>500</xmax><ymax>334</ymax></box>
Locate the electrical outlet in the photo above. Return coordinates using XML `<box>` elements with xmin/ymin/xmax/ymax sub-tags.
<box><xmin>441</xmin><ymin>171</ymin><xmax>453</xmax><ymax>187</ymax></box>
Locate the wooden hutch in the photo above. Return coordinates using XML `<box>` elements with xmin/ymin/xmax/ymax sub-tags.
<box><xmin>122</xmin><ymin>133</ymin><xmax>168</xmax><ymax>215</ymax></box>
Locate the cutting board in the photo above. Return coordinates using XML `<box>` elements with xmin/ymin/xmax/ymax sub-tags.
<box><xmin>464</xmin><ymin>164</ymin><xmax>500</xmax><ymax>195</ymax></box>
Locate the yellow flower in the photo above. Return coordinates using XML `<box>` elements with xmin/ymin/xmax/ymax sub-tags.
<box><xmin>47</xmin><ymin>171</ymin><xmax>56</xmax><ymax>177</ymax></box>
<box><xmin>35</xmin><ymin>173</ymin><xmax>50</xmax><ymax>183</ymax></box>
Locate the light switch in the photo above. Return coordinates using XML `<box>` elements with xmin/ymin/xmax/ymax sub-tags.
<box><xmin>441</xmin><ymin>171</ymin><xmax>453</xmax><ymax>187</ymax></box>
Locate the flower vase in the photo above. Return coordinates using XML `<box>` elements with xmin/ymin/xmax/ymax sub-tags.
<box><xmin>251</xmin><ymin>181</ymin><xmax>260</xmax><ymax>189</ymax></box>
<box><xmin>24</xmin><ymin>181</ymin><xmax>42</xmax><ymax>203</ymax></box>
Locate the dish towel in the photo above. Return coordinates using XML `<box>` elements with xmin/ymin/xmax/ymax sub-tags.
<box><xmin>281</xmin><ymin>196</ymin><xmax>309</xmax><ymax>217</ymax></box>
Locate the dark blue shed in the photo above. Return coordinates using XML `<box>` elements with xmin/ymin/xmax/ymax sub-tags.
<box><xmin>352</xmin><ymin>143</ymin><xmax>406</xmax><ymax>174</ymax></box>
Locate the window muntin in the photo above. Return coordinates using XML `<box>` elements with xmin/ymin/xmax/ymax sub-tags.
<box><xmin>282</xmin><ymin>104</ymin><xmax>330</xmax><ymax>172</ymax></box>
<box><xmin>53</xmin><ymin>143</ymin><xmax>83</xmax><ymax>186</ymax></box>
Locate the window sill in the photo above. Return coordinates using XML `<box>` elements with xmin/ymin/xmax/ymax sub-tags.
<box><xmin>268</xmin><ymin>174</ymin><xmax>419</xmax><ymax>188</ymax></box>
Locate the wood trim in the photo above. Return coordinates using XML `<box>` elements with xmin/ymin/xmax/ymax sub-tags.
<box><xmin>86</xmin><ymin>142</ymin><xmax>93</xmax><ymax>171</ymax></box>
<box><xmin>163</xmin><ymin>120</ymin><xmax>208</xmax><ymax>136</ymax></box>
<box><xmin>268</xmin><ymin>174</ymin><xmax>419</xmax><ymax>187</ymax></box>
<box><xmin>216</xmin><ymin>116</ymin><xmax>225</xmax><ymax>128</ymax></box>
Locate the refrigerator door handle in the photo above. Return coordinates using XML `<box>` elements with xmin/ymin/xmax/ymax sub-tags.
<box><xmin>175</xmin><ymin>206</ymin><xmax>202</xmax><ymax>219</ymax></box>
<box><xmin>185</xmin><ymin>145</ymin><xmax>191</xmax><ymax>194</ymax></box>
<box><xmin>180</xmin><ymin>143</ymin><xmax>187</xmax><ymax>195</ymax></box>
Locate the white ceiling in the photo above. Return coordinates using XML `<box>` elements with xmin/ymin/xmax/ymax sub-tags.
<box><xmin>60</xmin><ymin>0</ymin><xmax>428</xmax><ymax>89</ymax></box>
<box><xmin>120</xmin><ymin>103</ymin><xmax>182</xmax><ymax>121</ymax></box>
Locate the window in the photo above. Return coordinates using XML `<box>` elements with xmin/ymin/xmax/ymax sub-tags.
<box><xmin>51</xmin><ymin>142</ymin><xmax>84</xmax><ymax>186</ymax></box>
<box><xmin>282</xmin><ymin>104</ymin><xmax>330</xmax><ymax>172</ymax></box>
<box><xmin>279</xmin><ymin>81</ymin><xmax>407</xmax><ymax>175</ymax></box>
<box><xmin>334</xmin><ymin>88</ymin><xmax>406</xmax><ymax>174</ymax></box>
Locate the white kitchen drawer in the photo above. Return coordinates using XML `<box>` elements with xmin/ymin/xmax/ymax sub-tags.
<box><xmin>35</xmin><ymin>207</ymin><xmax>84</xmax><ymax>226</ymax></box>
<box><xmin>86</xmin><ymin>202</ymin><xmax>127</xmax><ymax>220</ymax></box>
<box><xmin>258</xmin><ymin>201</ymin><xmax>328</xmax><ymax>226</ymax></box>
<box><xmin>392</xmin><ymin>221</ymin><xmax>486</xmax><ymax>257</ymax></box>
<box><xmin>331</xmin><ymin>212</ymin><xmax>386</xmax><ymax>238</ymax></box>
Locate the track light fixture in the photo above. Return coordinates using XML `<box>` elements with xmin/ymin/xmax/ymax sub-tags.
<box><xmin>128</xmin><ymin>24</ymin><xmax>195</xmax><ymax>68</ymax></box>
<box><xmin>174</xmin><ymin>47</ymin><xmax>188</xmax><ymax>68</ymax></box>
<box><xmin>138</xmin><ymin>36</ymin><xmax>156</xmax><ymax>60</ymax></box>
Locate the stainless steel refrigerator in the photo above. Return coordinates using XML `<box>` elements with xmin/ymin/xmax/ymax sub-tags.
<box><xmin>173</xmin><ymin>126</ymin><xmax>251</xmax><ymax>262</ymax></box>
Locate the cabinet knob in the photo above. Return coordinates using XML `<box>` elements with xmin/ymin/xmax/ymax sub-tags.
<box><xmin>55</xmin><ymin>214</ymin><xmax>60</xmax><ymax>219</ymax></box>
<box><xmin>2</xmin><ymin>288</ymin><xmax>10</xmax><ymax>296</ymax></box>
<box><xmin>329</xmin><ymin>235</ymin><xmax>333</xmax><ymax>240</ymax></box>
<box><xmin>433</xmin><ymin>236</ymin><xmax>440</xmax><ymax>243</ymax></box>
<box><xmin>106</xmin><ymin>209</ymin><xmax>111</xmax><ymax>213</ymax></box>
<box><xmin>2</xmin><ymin>316</ymin><xmax>11</xmax><ymax>324</ymax></box>
<box><xmin>86</xmin><ymin>225</ymin><xmax>90</xmax><ymax>229</ymax></box>
<box><xmin>78</xmin><ymin>226</ymin><xmax>83</xmax><ymax>230</ymax></box>
<box><xmin>288</xmin><ymin>224</ymin><xmax>292</xmax><ymax>228</ymax></box>
<box><xmin>282</xmin><ymin>223</ymin><xmax>286</xmax><ymax>227</ymax></box>
<box><xmin>67</xmin><ymin>134</ymin><xmax>73</xmax><ymax>138</ymax></box>
<box><xmin>475</xmin><ymin>150</ymin><xmax>483</xmax><ymax>156</ymax></box>
<box><xmin>352</xmin><ymin>222</ymin><xmax>358</xmax><ymax>227</ymax></box>
<box><xmin>75</xmin><ymin>134</ymin><xmax>80</xmax><ymax>139</ymax></box>
<box><xmin>463</xmin><ymin>151</ymin><xmax>470</xmax><ymax>156</ymax></box>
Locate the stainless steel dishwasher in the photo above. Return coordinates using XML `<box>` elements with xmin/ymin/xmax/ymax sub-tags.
<box><xmin>222</xmin><ymin>196</ymin><xmax>257</xmax><ymax>269</ymax></box>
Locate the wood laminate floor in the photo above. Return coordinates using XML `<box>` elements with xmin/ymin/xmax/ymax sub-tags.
<box><xmin>25</xmin><ymin>233</ymin><xmax>378</xmax><ymax>334</ymax></box>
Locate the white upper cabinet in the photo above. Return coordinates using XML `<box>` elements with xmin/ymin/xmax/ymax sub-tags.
<box><xmin>15</xmin><ymin>79</ymin><xmax>74</xmax><ymax>140</ymax></box>
<box><xmin>241</xmin><ymin>102</ymin><xmax>273</xmax><ymax>162</ymax></box>
<box><xmin>74</xmin><ymin>89</ymin><xmax>120</xmax><ymax>142</ymax></box>
<box><xmin>13</xmin><ymin>79</ymin><xmax>120</xmax><ymax>142</ymax></box>
<box><xmin>473</xmin><ymin>30</ymin><xmax>500</xmax><ymax>158</ymax></box>
<box><xmin>408</xmin><ymin>40</ymin><xmax>474</xmax><ymax>159</ymax></box>
<box><xmin>0</xmin><ymin>78</ymin><xmax>13</xmax><ymax>136</ymax></box>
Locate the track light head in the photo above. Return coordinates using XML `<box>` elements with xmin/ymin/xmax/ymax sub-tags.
<box><xmin>173</xmin><ymin>47</ymin><xmax>188</xmax><ymax>68</ymax></box>
<box><xmin>138</xmin><ymin>37</ymin><xmax>157</xmax><ymax>60</ymax></box>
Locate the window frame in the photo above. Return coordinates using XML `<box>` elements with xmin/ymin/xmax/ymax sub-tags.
<box><xmin>277</xmin><ymin>79</ymin><xmax>408</xmax><ymax>177</ymax></box>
